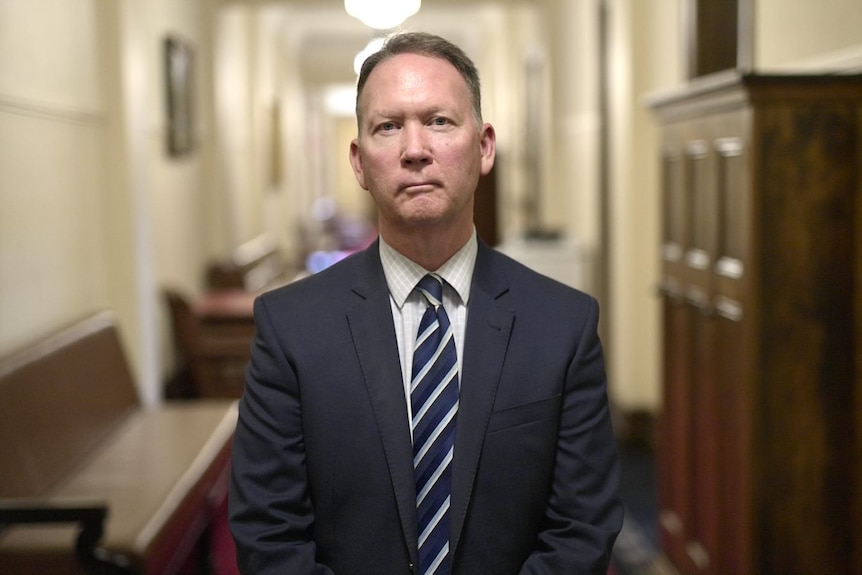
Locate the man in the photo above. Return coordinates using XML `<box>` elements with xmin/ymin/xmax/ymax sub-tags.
<box><xmin>229</xmin><ymin>32</ymin><xmax>623</xmax><ymax>574</ymax></box>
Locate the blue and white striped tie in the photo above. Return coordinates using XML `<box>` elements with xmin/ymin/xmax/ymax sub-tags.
<box><xmin>411</xmin><ymin>274</ymin><xmax>459</xmax><ymax>575</ymax></box>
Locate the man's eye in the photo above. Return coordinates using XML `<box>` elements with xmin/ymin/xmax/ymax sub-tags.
<box><xmin>431</xmin><ymin>117</ymin><xmax>449</xmax><ymax>126</ymax></box>
<box><xmin>380</xmin><ymin>122</ymin><xmax>397</xmax><ymax>131</ymax></box>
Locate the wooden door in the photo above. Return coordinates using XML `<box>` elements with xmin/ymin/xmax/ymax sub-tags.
<box><xmin>710</xmin><ymin>109</ymin><xmax>753</xmax><ymax>575</ymax></box>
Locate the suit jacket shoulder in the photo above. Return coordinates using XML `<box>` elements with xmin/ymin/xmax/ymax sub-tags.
<box><xmin>474</xmin><ymin>242</ymin><xmax>598</xmax><ymax>316</ymax></box>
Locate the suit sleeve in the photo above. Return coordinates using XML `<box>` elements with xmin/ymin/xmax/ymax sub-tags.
<box><xmin>519</xmin><ymin>297</ymin><xmax>624</xmax><ymax>575</ymax></box>
<box><xmin>228</xmin><ymin>296</ymin><xmax>335</xmax><ymax>575</ymax></box>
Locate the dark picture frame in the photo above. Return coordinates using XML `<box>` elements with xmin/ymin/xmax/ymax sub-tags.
<box><xmin>164</xmin><ymin>35</ymin><xmax>195</xmax><ymax>156</ymax></box>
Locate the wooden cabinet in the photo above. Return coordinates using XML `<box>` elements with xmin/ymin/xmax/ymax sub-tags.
<box><xmin>650</xmin><ymin>73</ymin><xmax>862</xmax><ymax>575</ymax></box>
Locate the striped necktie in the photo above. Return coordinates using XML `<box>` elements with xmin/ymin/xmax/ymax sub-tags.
<box><xmin>411</xmin><ymin>274</ymin><xmax>459</xmax><ymax>575</ymax></box>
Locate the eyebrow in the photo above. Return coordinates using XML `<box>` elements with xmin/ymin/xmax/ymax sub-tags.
<box><xmin>373</xmin><ymin>103</ymin><xmax>461</xmax><ymax>121</ymax></box>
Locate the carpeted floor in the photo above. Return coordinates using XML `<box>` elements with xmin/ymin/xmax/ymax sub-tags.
<box><xmin>611</xmin><ymin>442</ymin><xmax>678</xmax><ymax>575</ymax></box>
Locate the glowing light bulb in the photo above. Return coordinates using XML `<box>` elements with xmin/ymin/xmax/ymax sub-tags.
<box><xmin>353</xmin><ymin>37</ymin><xmax>386</xmax><ymax>75</ymax></box>
<box><xmin>344</xmin><ymin>0</ymin><xmax>421</xmax><ymax>30</ymax></box>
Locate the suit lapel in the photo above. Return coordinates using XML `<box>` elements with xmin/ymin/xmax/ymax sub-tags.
<box><xmin>345</xmin><ymin>242</ymin><xmax>514</xmax><ymax>563</ymax></box>
<box><xmin>450</xmin><ymin>244</ymin><xmax>514</xmax><ymax>557</ymax></box>
<box><xmin>345</xmin><ymin>246</ymin><xmax>419</xmax><ymax>562</ymax></box>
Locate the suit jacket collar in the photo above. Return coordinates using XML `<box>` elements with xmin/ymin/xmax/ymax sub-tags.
<box><xmin>346</xmin><ymin>240</ymin><xmax>515</xmax><ymax>564</ymax></box>
<box><xmin>450</xmin><ymin>241</ymin><xmax>514</xmax><ymax>557</ymax></box>
<box><xmin>345</xmin><ymin>243</ymin><xmax>420</xmax><ymax>561</ymax></box>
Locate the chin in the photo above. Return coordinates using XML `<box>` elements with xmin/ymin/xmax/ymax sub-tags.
<box><xmin>397</xmin><ymin>202</ymin><xmax>449</xmax><ymax>224</ymax></box>
<box><xmin>401</xmin><ymin>215</ymin><xmax>447</xmax><ymax>229</ymax></box>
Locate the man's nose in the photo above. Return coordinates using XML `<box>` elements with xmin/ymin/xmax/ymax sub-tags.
<box><xmin>400</xmin><ymin>126</ymin><xmax>431</xmax><ymax>165</ymax></box>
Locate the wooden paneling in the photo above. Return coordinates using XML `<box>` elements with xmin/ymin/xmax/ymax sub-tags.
<box><xmin>754</xmin><ymin>101</ymin><xmax>857</xmax><ymax>572</ymax></box>
<box><xmin>651</xmin><ymin>73</ymin><xmax>862</xmax><ymax>575</ymax></box>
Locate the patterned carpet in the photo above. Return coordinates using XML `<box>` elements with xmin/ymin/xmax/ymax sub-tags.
<box><xmin>610</xmin><ymin>443</ymin><xmax>678</xmax><ymax>575</ymax></box>
<box><xmin>612</xmin><ymin>511</ymin><xmax>677</xmax><ymax>575</ymax></box>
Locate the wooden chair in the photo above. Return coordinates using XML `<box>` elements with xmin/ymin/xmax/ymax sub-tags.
<box><xmin>164</xmin><ymin>289</ymin><xmax>251</xmax><ymax>398</ymax></box>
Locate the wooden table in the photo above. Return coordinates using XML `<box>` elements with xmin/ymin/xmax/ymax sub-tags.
<box><xmin>194</xmin><ymin>289</ymin><xmax>257</xmax><ymax>334</ymax></box>
<box><xmin>182</xmin><ymin>289</ymin><xmax>258</xmax><ymax>398</ymax></box>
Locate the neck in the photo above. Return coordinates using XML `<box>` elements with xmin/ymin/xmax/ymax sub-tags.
<box><xmin>381</xmin><ymin>223</ymin><xmax>473</xmax><ymax>271</ymax></box>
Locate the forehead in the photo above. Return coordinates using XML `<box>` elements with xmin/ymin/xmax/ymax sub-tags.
<box><xmin>359</xmin><ymin>53</ymin><xmax>469</xmax><ymax>110</ymax></box>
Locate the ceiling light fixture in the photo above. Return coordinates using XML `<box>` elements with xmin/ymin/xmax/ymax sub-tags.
<box><xmin>344</xmin><ymin>0</ymin><xmax>421</xmax><ymax>30</ymax></box>
<box><xmin>353</xmin><ymin>37</ymin><xmax>386</xmax><ymax>75</ymax></box>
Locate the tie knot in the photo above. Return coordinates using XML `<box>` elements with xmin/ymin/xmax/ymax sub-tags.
<box><xmin>417</xmin><ymin>274</ymin><xmax>443</xmax><ymax>307</ymax></box>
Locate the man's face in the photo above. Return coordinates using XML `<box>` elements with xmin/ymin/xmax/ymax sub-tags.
<box><xmin>350</xmin><ymin>53</ymin><xmax>495</xmax><ymax>238</ymax></box>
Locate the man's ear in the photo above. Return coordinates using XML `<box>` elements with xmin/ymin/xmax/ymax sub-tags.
<box><xmin>479</xmin><ymin>124</ymin><xmax>497</xmax><ymax>176</ymax></box>
<box><xmin>349</xmin><ymin>139</ymin><xmax>368</xmax><ymax>190</ymax></box>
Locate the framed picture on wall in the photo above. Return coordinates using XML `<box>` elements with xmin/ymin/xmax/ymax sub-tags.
<box><xmin>164</xmin><ymin>35</ymin><xmax>194</xmax><ymax>157</ymax></box>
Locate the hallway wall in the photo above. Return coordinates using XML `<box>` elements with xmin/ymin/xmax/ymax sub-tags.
<box><xmin>0</xmin><ymin>0</ymin><xmax>222</xmax><ymax>404</ymax></box>
<box><xmin>0</xmin><ymin>0</ymin><xmax>113</xmax><ymax>363</ymax></box>
<box><xmin>1</xmin><ymin>0</ymin><xmax>861</xmax><ymax>409</ymax></box>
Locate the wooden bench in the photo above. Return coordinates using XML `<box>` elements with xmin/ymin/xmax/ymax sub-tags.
<box><xmin>0</xmin><ymin>311</ymin><xmax>238</xmax><ymax>574</ymax></box>
<box><xmin>206</xmin><ymin>233</ymin><xmax>290</xmax><ymax>292</ymax></box>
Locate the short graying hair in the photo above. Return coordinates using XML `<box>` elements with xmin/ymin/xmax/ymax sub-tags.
<box><xmin>355</xmin><ymin>32</ymin><xmax>483</xmax><ymax>129</ymax></box>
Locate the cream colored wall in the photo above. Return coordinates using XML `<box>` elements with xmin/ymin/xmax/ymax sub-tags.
<box><xmin>544</xmin><ymin>0</ymin><xmax>601</xmax><ymax>257</ymax></box>
<box><xmin>264</xmin><ymin>9</ymin><xmax>342</xmax><ymax>261</ymax></box>
<box><xmin>3</xmin><ymin>0</ymin><xmax>861</xmax><ymax>410</ymax></box>
<box><xmin>0</xmin><ymin>0</ymin><xmax>225</xmax><ymax>403</ymax></box>
<box><xmin>100</xmin><ymin>0</ymin><xmax>157</xmax><ymax>404</ymax></box>
<box><xmin>213</xmin><ymin>6</ymin><xmax>257</xmax><ymax>247</ymax></box>
<box><xmin>150</xmin><ymin>2</ymin><xmax>211</xmax><ymax>292</ymax></box>
<box><xmin>756</xmin><ymin>0</ymin><xmax>862</xmax><ymax>69</ymax></box>
<box><xmin>333</xmin><ymin>116</ymin><xmax>372</xmax><ymax>222</ymax></box>
<box><xmin>0</xmin><ymin>0</ymin><xmax>112</xmax><ymax>354</ymax></box>
<box><xmin>117</xmin><ymin>0</ymin><xmax>226</xmax><ymax>400</ymax></box>
<box><xmin>606</xmin><ymin>0</ymin><xmax>683</xmax><ymax>412</ymax></box>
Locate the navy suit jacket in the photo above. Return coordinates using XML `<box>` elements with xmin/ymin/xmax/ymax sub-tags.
<box><xmin>229</xmin><ymin>239</ymin><xmax>623</xmax><ymax>574</ymax></box>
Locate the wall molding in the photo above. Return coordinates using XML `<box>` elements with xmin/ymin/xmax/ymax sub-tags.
<box><xmin>0</xmin><ymin>93</ymin><xmax>104</xmax><ymax>126</ymax></box>
<box><xmin>766</xmin><ymin>44</ymin><xmax>862</xmax><ymax>74</ymax></box>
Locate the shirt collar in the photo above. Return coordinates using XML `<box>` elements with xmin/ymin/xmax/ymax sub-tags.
<box><xmin>380</xmin><ymin>230</ymin><xmax>477</xmax><ymax>309</ymax></box>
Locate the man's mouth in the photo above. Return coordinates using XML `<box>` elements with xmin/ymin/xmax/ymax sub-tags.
<box><xmin>400</xmin><ymin>181</ymin><xmax>438</xmax><ymax>194</ymax></box>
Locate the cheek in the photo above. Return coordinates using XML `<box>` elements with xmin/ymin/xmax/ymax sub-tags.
<box><xmin>438</xmin><ymin>136</ymin><xmax>479</xmax><ymax>164</ymax></box>
<box><xmin>361</xmin><ymin>148</ymin><xmax>399</xmax><ymax>176</ymax></box>
<box><xmin>363</xmin><ymin>161</ymin><xmax>396</xmax><ymax>192</ymax></box>
<box><xmin>440</xmin><ymin>146</ymin><xmax>481</xmax><ymax>180</ymax></box>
